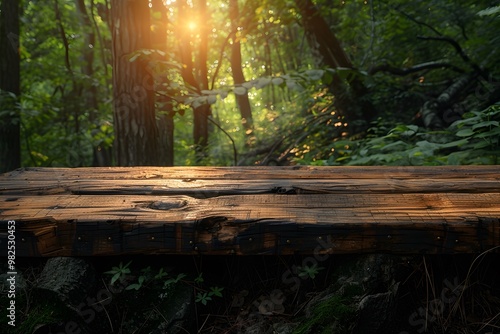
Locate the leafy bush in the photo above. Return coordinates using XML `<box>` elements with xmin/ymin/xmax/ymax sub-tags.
<box><xmin>325</xmin><ymin>104</ymin><xmax>500</xmax><ymax>166</ymax></box>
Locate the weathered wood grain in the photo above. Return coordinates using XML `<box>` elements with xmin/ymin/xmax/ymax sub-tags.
<box><xmin>0</xmin><ymin>166</ymin><xmax>499</xmax><ymax>256</ymax></box>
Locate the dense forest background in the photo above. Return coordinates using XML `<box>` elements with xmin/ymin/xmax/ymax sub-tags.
<box><xmin>1</xmin><ymin>0</ymin><xmax>499</xmax><ymax>172</ymax></box>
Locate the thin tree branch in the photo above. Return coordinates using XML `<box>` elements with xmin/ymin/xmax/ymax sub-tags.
<box><xmin>369</xmin><ymin>60</ymin><xmax>465</xmax><ymax>76</ymax></box>
<box><xmin>210</xmin><ymin>32</ymin><xmax>234</xmax><ymax>90</ymax></box>
<box><xmin>90</xmin><ymin>0</ymin><xmax>109</xmax><ymax>77</ymax></box>
<box><xmin>417</xmin><ymin>36</ymin><xmax>483</xmax><ymax>75</ymax></box>
<box><xmin>207</xmin><ymin>117</ymin><xmax>238</xmax><ymax>166</ymax></box>
<box><xmin>54</xmin><ymin>0</ymin><xmax>73</xmax><ymax>77</ymax></box>
<box><xmin>392</xmin><ymin>5</ymin><xmax>442</xmax><ymax>36</ymax></box>
<box><xmin>361</xmin><ymin>0</ymin><xmax>376</xmax><ymax>67</ymax></box>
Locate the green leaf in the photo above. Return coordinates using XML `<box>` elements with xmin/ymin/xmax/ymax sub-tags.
<box><xmin>207</xmin><ymin>95</ymin><xmax>217</xmax><ymax>105</ymax></box>
<box><xmin>381</xmin><ymin>140</ymin><xmax>408</xmax><ymax>152</ymax></box>
<box><xmin>111</xmin><ymin>273</ymin><xmax>120</xmax><ymax>285</ymax></box>
<box><xmin>304</xmin><ymin>69</ymin><xmax>324</xmax><ymax>81</ymax></box>
<box><xmin>456</xmin><ymin>128</ymin><xmax>475</xmax><ymax>137</ymax></box>
<box><xmin>256</xmin><ymin>77</ymin><xmax>271</xmax><ymax>88</ymax></box>
<box><xmin>208</xmin><ymin>286</ymin><xmax>224</xmax><ymax>298</ymax></box>
<box><xmin>440</xmin><ymin>138</ymin><xmax>469</xmax><ymax>148</ymax></box>
<box><xmin>474</xmin><ymin>127</ymin><xmax>500</xmax><ymax>138</ymax></box>
<box><xmin>477</xmin><ymin>6</ymin><xmax>500</xmax><ymax>16</ymax></box>
<box><xmin>286</xmin><ymin>80</ymin><xmax>298</xmax><ymax>90</ymax></box>
<box><xmin>126</xmin><ymin>283</ymin><xmax>141</xmax><ymax>291</ymax></box>
<box><xmin>473</xmin><ymin>141</ymin><xmax>492</xmax><ymax>149</ymax></box>
<box><xmin>196</xmin><ymin>292</ymin><xmax>212</xmax><ymax>305</ymax></box>
<box><xmin>129</xmin><ymin>53</ymin><xmax>141</xmax><ymax>62</ymax></box>
<box><xmin>472</xmin><ymin>121</ymin><xmax>499</xmax><ymax>130</ymax></box>
<box><xmin>271</xmin><ymin>77</ymin><xmax>284</xmax><ymax>85</ymax></box>
<box><xmin>194</xmin><ymin>273</ymin><xmax>204</xmax><ymax>284</ymax></box>
<box><xmin>155</xmin><ymin>268</ymin><xmax>168</xmax><ymax>280</ymax></box>
<box><xmin>233</xmin><ymin>87</ymin><xmax>247</xmax><ymax>95</ymax></box>
<box><xmin>192</xmin><ymin>96</ymin><xmax>207</xmax><ymax>108</ymax></box>
<box><xmin>219</xmin><ymin>90</ymin><xmax>228</xmax><ymax>99</ymax></box>
<box><xmin>242</xmin><ymin>81</ymin><xmax>253</xmax><ymax>89</ymax></box>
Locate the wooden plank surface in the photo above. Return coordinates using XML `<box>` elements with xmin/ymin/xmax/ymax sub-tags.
<box><xmin>0</xmin><ymin>166</ymin><xmax>499</xmax><ymax>256</ymax></box>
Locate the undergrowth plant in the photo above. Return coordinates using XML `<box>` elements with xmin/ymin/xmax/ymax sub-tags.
<box><xmin>320</xmin><ymin>103</ymin><xmax>500</xmax><ymax>166</ymax></box>
<box><xmin>297</xmin><ymin>263</ymin><xmax>325</xmax><ymax>280</ymax></box>
<box><xmin>105</xmin><ymin>261</ymin><xmax>223</xmax><ymax>306</ymax></box>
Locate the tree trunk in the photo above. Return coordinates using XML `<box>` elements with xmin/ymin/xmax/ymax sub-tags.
<box><xmin>296</xmin><ymin>0</ymin><xmax>376</xmax><ymax>128</ymax></box>
<box><xmin>0</xmin><ymin>0</ymin><xmax>21</xmax><ymax>173</ymax></box>
<box><xmin>151</xmin><ymin>0</ymin><xmax>174</xmax><ymax>166</ymax></box>
<box><xmin>111</xmin><ymin>0</ymin><xmax>160</xmax><ymax>166</ymax></box>
<box><xmin>229</xmin><ymin>0</ymin><xmax>253</xmax><ymax>132</ymax></box>
<box><xmin>176</xmin><ymin>0</ymin><xmax>210</xmax><ymax>163</ymax></box>
<box><xmin>193</xmin><ymin>0</ymin><xmax>210</xmax><ymax>162</ymax></box>
<box><xmin>75</xmin><ymin>0</ymin><xmax>112</xmax><ymax>166</ymax></box>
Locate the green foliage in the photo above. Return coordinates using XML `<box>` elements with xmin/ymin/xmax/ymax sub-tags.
<box><xmin>478</xmin><ymin>6</ymin><xmax>500</xmax><ymax>17</ymax></box>
<box><xmin>104</xmin><ymin>260</ymin><xmax>132</xmax><ymax>285</ymax></box>
<box><xmin>338</xmin><ymin>104</ymin><xmax>500</xmax><ymax>166</ymax></box>
<box><xmin>289</xmin><ymin>103</ymin><xmax>499</xmax><ymax>166</ymax></box>
<box><xmin>195</xmin><ymin>286</ymin><xmax>224</xmax><ymax>306</ymax></box>
<box><xmin>194</xmin><ymin>272</ymin><xmax>204</xmax><ymax>284</ymax></box>
<box><xmin>105</xmin><ymin>261</ymin><xmax>223</xmax><ymax>306</ymax></box>
<box><xmin>193</xmin><ymin>273</ymin><xmax>223</xmax><ymax>306</ymax></box>
<box><xmin>12</xmin><ymin>0</ymin><xmax>500</xmax><ymax>167</ymax></box>
<box><xmin>163</xmin><ymin>273</ymin><xmax>187</xmax><ymax>289</ymax></box>
<box><xmin>297</xmin><ymin>263</ymin><xmax>325</xmax><ymax>279</ymax></box>
<box><xmin>19</xmin><ymin>0</ymin><xmax>113</xmax><ymax>167</ymax></box>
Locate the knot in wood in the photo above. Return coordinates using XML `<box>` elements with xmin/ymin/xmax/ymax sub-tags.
<box><xmin>148</xmin><ymin>199</ymin><xmax>187</xmax><ymax>210</ymax></box>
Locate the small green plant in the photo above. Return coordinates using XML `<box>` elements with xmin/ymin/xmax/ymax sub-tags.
<box><xmin>154</xmin><ymin>267</ymin><xmax>169</xmax><ymax>280</ymax></box>
<box><xmin>105</xmin><ymin>260</ymin><xmax>132</xmax><ymax>285</ymax></box>
<box><xmin>194</xmin><ymin>273</ymin><xmax>204</xmax><ymax>284</ymax></box>
<box><xmin>297</xmin><ymin>263</ymin><xmax>325</xmax><ymax>279</ymax></box>
<box><xmin>126</xmin><ymin>275</ymin><xmax>145</xmax><ymax>291</ymax></box>
<box><xmin>163</xmin><ymin>273</ymin><xmax>187</xmax><ymax>289</ymax></box>
<box><xmin>192</xmin><ymin>273</ymin><xmax>224</xmax><ymax>305</ymax></box>
<box><xmin>195</xmin><ymin>287</ymin><xmax>224</xmax><ymax>306</ymax></box>
<box><xmin>126</xmin><ymin>266</ymin><xmax>155</xmax><ymax>290</ymax></box>
<box><xmin>104</xmin><ymin>262</ymin><xmax>223</xmax><ymax>306</ymax></box>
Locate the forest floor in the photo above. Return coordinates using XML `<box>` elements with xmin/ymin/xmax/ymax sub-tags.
<box><xmin>2</xmin><ymin>254</ymin><xmax>500</xmax><ymax>334</ymax></box>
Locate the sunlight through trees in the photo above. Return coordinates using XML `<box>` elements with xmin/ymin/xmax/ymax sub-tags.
<box><xmin>1</xmin><ymin>0</ymin><xmax>498</xmax><ymax>168</ymax></box>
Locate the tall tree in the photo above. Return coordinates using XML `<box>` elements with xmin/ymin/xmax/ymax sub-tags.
<box><xmin>151</xmin><ymin>0</ymin><xmax>174</xmax><ymax>166</ymax></box>
<box><xmin>110</xmin><ymin>0</ymin><xmax>160</xmax><ymax>166</ymax></box>
<box><xmin>176</xmin><ymin>0</ymin><xmax>211</xmax><ymax>162</ymax></box>
<box><xmin>194</xmin><ymin>0</ymin><xmax>210</xmax><ymax>161</ymax></box>
<box><xmin>75</xmin><ymin>0</ymin><xmax>112</xmax><ymax>166</ymax></box>
<box><xmin>0</xmin><ymin>0</ymin><xmax>21</xmax><ymax>173</ymax></box>
<box><xmin>229</xmin><ymin>0</ymin><xmax>253</xmax><ymax>132</ymax></box>
<box><xmin>296</xmin><ymin>0</ymin><xmax>376</xmax><ymax>129</ymax></box>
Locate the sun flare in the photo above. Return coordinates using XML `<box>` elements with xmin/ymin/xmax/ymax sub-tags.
<box><xmin>187</xmin><ymin>21</ymin><xmax>197</xmax><ymax>31</ymax></box>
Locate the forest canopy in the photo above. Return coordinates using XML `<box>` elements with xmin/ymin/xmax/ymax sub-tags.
<box><xmin>0</xmin><ymin>0</ymin><xmax>499</xmax><ymax>171</ymax></box>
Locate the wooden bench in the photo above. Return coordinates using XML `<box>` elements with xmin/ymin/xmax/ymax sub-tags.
<box><xmin>0</xmin><ymin>166</ymin><xmax>499</xmax><ymax>256</ymax></box>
